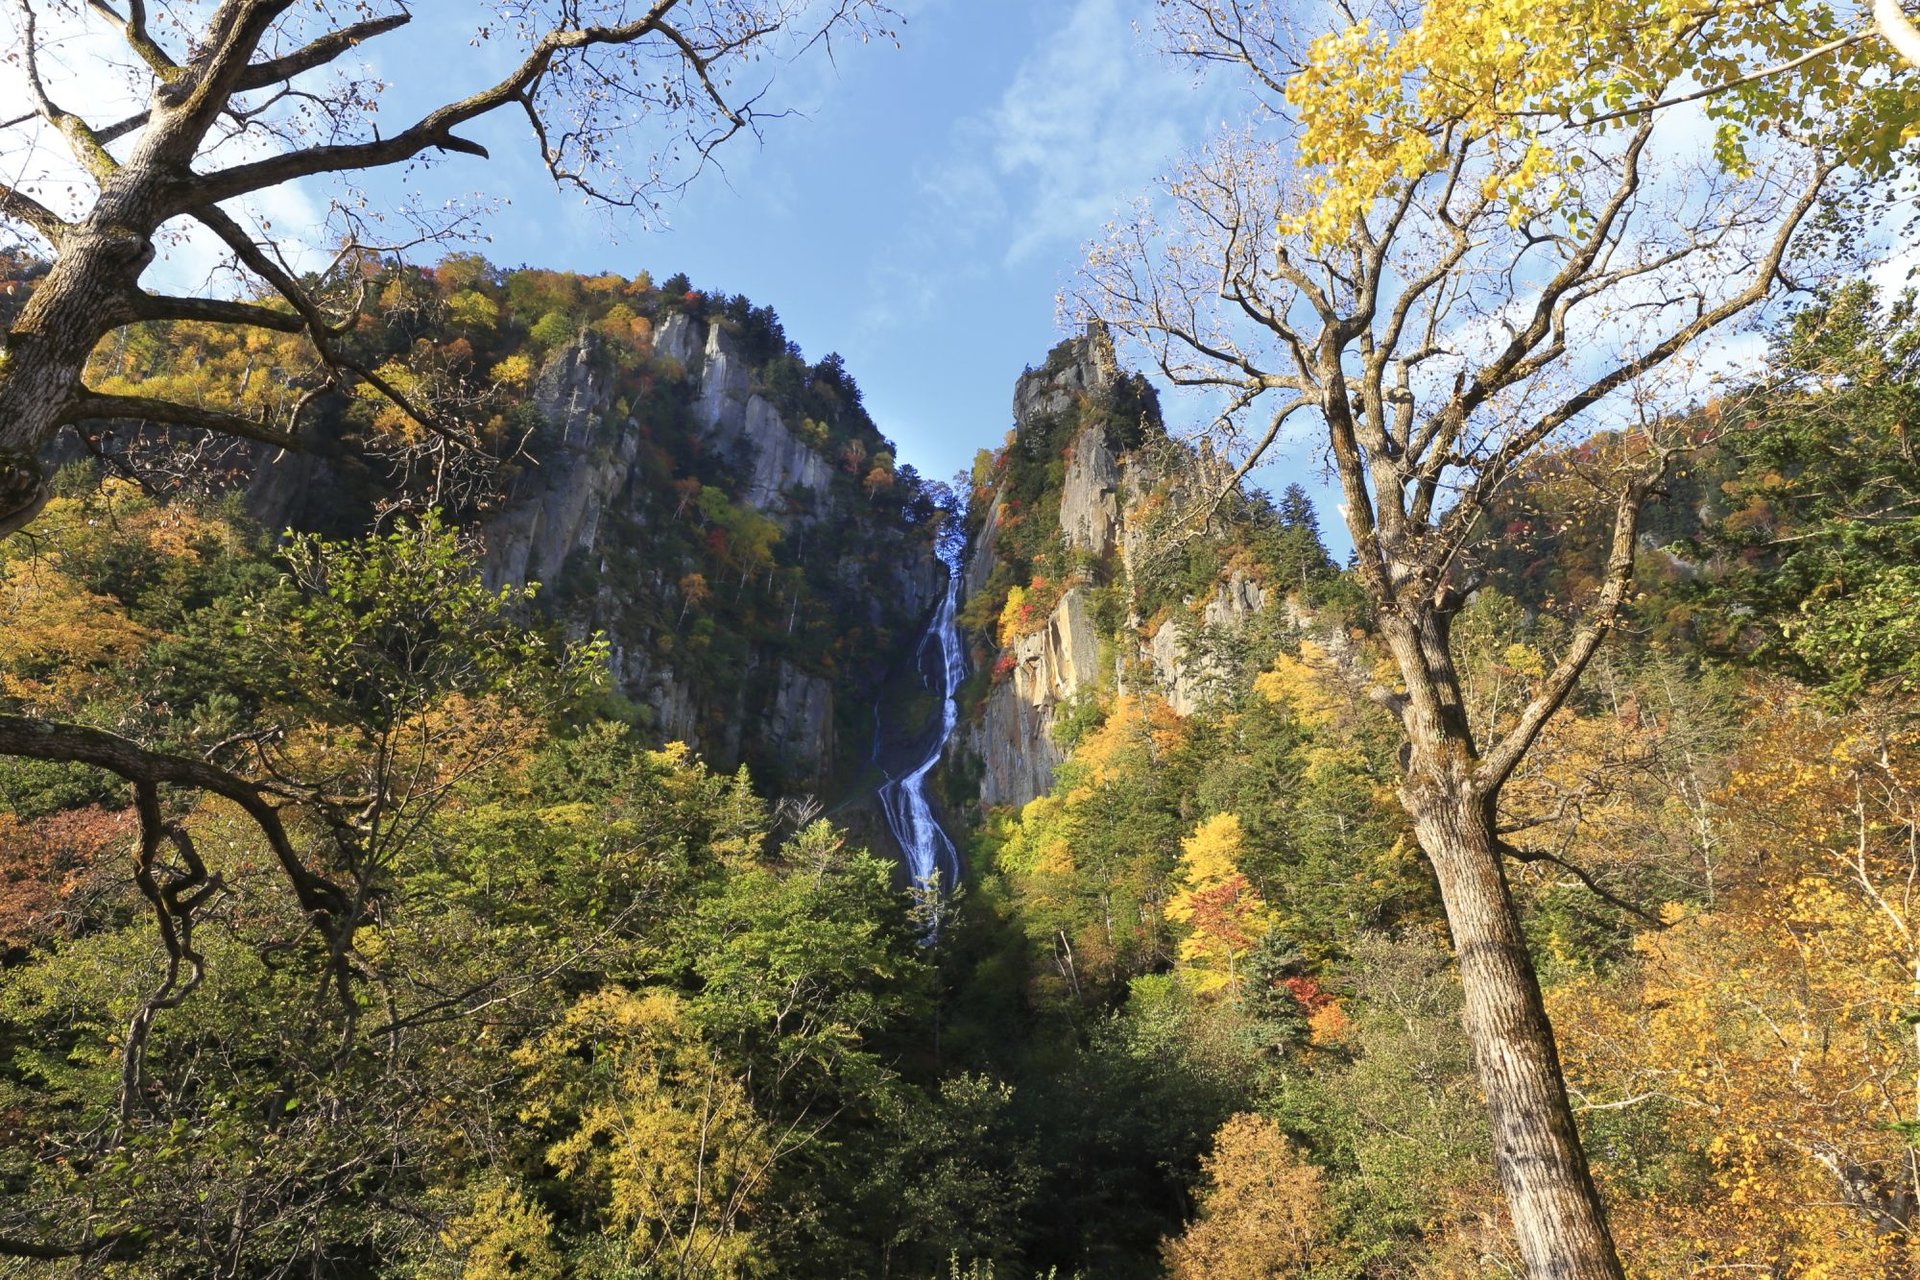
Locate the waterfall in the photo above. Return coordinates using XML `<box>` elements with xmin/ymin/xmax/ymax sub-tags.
<box><xmin>877</xmin><ymin>526</ymin><xmax>966</xmax><ymax>893</ymax></box>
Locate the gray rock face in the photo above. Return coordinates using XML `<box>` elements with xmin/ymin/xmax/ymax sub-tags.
<box><xmin>957</xmin><ymin>323</ymin><xmax>1274</xmax><ymax>808</ymax></box>
<box><xmin>763</xmin><ymin>661</ymin><xmax>836</xmax><ymax>773</ymax></box>
<box><xmin>678</xmin><ymin>323</ymin><xmax>839</xmax><ymax>519</ymax></box>
<box><xmin>1011</xmin><ymin>322</ymin><xmax>1117</xmax><ymax>424</ymax></box>
<box><xmin>970</xmin><ymin>587</ymin><xmax>1101</xmax><ymax>807</ymax></box>
<box><xmin>483</xmin><ymin>339</ymin><xmax>639</xmax><ymax>589</ymax></box>
<box><xmin>693</xmin><ymin>322</ymin><xmax>751</xmax><ymax>440</ymax></box>
<box><xmin>1147</xmin><ymin>570</ymin><xmax>1268</xmax><ymax>715</ymax></box>
<box><xmin>1058</xmin><ymin>423</ymin><xmax>1120</xmax><ymax>556</ymax></box>
<box><xmin>653</xmin><ymin>311</ymin><xmax>702</xmax><ymax>370</ymax></box>
<box><xmin>964</xmin><ymin>492</ymin><xmax>1002</xmax><ymax>600</ymax></box>
<box><xmin>475</xmin><ymin>322</ymin><xmax>939</xmax><ymax>793</ymax></box>
<box><xmin>739</xmin><ymin>394</ymin><xmax>834</xmax><ymax>513</ymax></box>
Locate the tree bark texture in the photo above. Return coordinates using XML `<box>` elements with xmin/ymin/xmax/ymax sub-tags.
<box><xmin>1409</xmin><ymin>779</ymin><xmax>1626</xmax><ymax>1280</ymax></box>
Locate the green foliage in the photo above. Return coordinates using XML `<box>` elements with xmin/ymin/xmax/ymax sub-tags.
<box><xmin>1692</xmin><ymin>283</ymin><xmax>1920</xmax><ymax>698</ymax></box>
<box><xmin>0</xmin><ymin>487</ymin><xmax>963</xmax><ymax>1280</ymax></box>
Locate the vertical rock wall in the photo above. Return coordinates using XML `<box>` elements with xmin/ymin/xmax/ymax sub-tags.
<box><xmin>478</xmin><ymin>320</ymin><xmax>942</xmax><ymax>795</ymax></box>
<box><xmin>958</xmin><ymin>324</ymin><xmax>1274</xmax><ymax>809</ymax></box>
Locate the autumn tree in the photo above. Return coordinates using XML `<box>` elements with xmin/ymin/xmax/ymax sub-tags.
<box><xmin>0</xmin><ymin>4</ymin><xmax>890</xmax><ymax>1222</ymax></box>
<box><xmin>1161</xmin><ymin>1113</ymin><xmax>1331</xmax><ymax>1280</ymax></box>
<box><xmin>1081</xmin><ymin>2</ymin><xmax>1919</xmax><ymax>1275</ymax></box>
<box><xmin>1165</xmin><ymin>813</ymin><xmax>1272</xmax><ymax>995</ymax></box>
<box><xmin>1553</xmin><ymin>687</ymin><xmax>1920</xmax><ymax>1275</ymax></box>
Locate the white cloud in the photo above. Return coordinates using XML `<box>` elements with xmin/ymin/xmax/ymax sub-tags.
<box><xmin>852</xmin><ymin>0</ymin><xmax>1226</xmax><ymax>339</ymax></box>
<box><xmin>981</xmin><ymin>0</ymin><xmax>1202</xmax><ymax>264</ymax></box>
<box><xmin>920</xmin><ymin>0</ymin><xmax>1225</xmax><ymax>267</ymax></box>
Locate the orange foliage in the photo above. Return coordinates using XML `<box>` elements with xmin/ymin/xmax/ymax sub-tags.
<box><xmin>1553</xmin><ymin>685</ymin><xmax>1920</xmax><ymax>1278</ymax></box>
<box><xmin>1162</xmin><ymin>1113</ymin><xmax>1331</xmax><ymax>1279</ymax></box>
<box><xmin>0</xmin><ymin>807</ymin><xmax>133</xmax><ymax>949</ymax></box>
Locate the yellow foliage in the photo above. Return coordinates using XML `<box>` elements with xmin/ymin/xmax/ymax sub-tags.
<box><xmin>0</xmin><ymin>560</ymin><xmax>150</xmax><ymax>710</ymax></box>
<box><xmin>1550</xmin><ymin>688</ymin><xmax>1920</xmax><ymax>1276</ymax></box>
<box><xmin>354</xmin><ymin>360</ymin><xmax>430</xmax><ymax>437</ymax></box>
<box><xmin>1253</xmin><ymin>643</ymin><xmax>1342</xmax><ymax>728</ymax></box>
<box><xmin>515</xmin><ymin>989</ymin><xmax>771</xmax><ymax>1278</ymax></box>
<box><xmin>1278</xmin><ymin>0</ymin><xmax>1915</xmax><ymax>247</ymax></box>
<box><xmin>445</xmin><ymin>289</ymin><xmax>500</xmax><ymax>329</ymax></box>
<box><xmin>1161</xmin><ymin>1113</ymin><xmax>1331</xmax><ymax>1279</ymax></box>
<box><xmin>1165</xmin><ymin>814</ymin><xmax>1273</xmax><ymax>995</ymax></box>
<box><xmin>1168</xmin><ymin>813</ymin><xmax>1249</xmax><ymax>904</ymax></box>
<box><xmin>434</xmin><ymin>1182</ymin><xmax>563</xmax><ymax>1280</ymax></box>
<box><xmin>490</xmin><ymin>353</ymin><xmax>536</xmax><ymax>389</ymax></box>
<box><xmin>997</xmin><ymin>584</ymin><xmax>1031</xmax><ymax>649</ymax></box>
<box><xmin>1070</xmin><ymin>694</ymin><xmax>1183</xmax><ymax>785</ymax></box>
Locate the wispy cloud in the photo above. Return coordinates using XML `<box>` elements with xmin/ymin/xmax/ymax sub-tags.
<box><xmin>975</xmin><ymin>0</ymin><xmax>1206</xmax><ymax>265</ymax></box>
<box><xmin>934</xmin><ymin>0</ymin><xmax>1221</xmax><ymax>267</ymax></box>
<box><xmin>855</xmin><ymin>0</ymin><xmax>1224</xmax><ymax>338</ymax></box>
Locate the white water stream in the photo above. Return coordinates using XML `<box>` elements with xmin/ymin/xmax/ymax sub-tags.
<box><xmin>876</xmin><ymin>534</ymin><xmax>966</xmax><ymax>893</ymax></box>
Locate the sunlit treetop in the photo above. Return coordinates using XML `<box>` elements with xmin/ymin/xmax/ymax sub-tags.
<box><xmin>1231</xmin><ymin>0</ymin><xmax>1920</xmax><ymax>243</ymax></box>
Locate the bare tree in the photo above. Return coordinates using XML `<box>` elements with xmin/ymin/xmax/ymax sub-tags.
<box><xmin>1077</xmin><ymin>3</ymin><xmax>1910</xmax><ymax>1276</ymax></box>
<box><xmin>0</xmin><ymin>0</ymin><xmax>893</xmax><ymax>538</ymax></box>
<box><xmin>0</xmin><ymin>8</ymin><xmax>889</xmax><ymax>1254</ymax></box>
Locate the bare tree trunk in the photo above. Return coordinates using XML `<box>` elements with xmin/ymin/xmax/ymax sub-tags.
<box><xmin>1876</xmin><ymin>0</ymin><xmax>1920</xmax><ymax>67</ymax></box>
<box><xmin>0</xmin><ymin>182</ymin><xmax>155</xmax><ymax>525</ymax></box>
<box><xmin>1409</xmin><ymin>781</ymin><xmax>1625</xmax><ymax>1280</ymax></box>
<box><xmin>1377</xmin><ymin>603</ymin><xmax>1626</xmax><ymax>1280</ymax></box>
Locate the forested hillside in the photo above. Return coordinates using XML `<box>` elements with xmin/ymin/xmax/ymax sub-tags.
<box><xmin>4</xmin><ymin>252</ymin><xmax>950</xmax><ymax>798</ymax></box>
<box><xmin>4</xmin><ymin>276</ymin><xmax>1917</xmax><ymax>1278</ymax></box>
<box><xmin>2</xmin><ymin>0</ymin><xmax>1918</xmax><ymax>1275</ymax></box>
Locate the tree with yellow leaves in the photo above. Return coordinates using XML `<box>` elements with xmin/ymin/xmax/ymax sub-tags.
<box><xmin>1161</xmin><ymin>1113</ymin><xmax>1331</xmax><ymax>1280</ymax></box>
<box><xmin>513</xmin><ymin>989</ymin><xmax>775</xmax><ymax>1279</ymax></box>
<box><xmin>1166</xmin><ymin>814</ymin><xmax>1273</xmax><ymax>996</ymax></box>
<box><xmin>1082</xmin><ymin>2</ymin><xmax>1919</xmax><ymax>1272</ymax></box>
<box><xmin>1553</xmin><ymin>686</ymin><xmax>1920</xmax><ymax>1277</ymax></box>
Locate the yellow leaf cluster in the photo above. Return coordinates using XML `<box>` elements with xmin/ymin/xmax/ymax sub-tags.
<box><xmin>1162</xmin><ymin>1112</ymin><xmax>1331</xmax><ymax>1279</ymax></box>
<box><xmin>1165</xmin><ymin>814</ymin><xmax>1274</xmax><ymax>995</ymax></box>
<box><xmin>1253</xmin><ymin>643</ymin><xmax>1343</xmax><ymax>728</ymax></box>
<box><xmin>1548</xmin><ymin>688</ymin><xmax>1920</xmax><ymax>1276</ymax></box>
<box><xmin>0</xmin><ymin>559</ymin><xmax>149</xmax><ymax>712</ymax></box>
<box><xmin>434</xmin><ymin>1182</ymin><xmax>563</xmax><ymax>1280</ymax></box>
<box><xmin>514</xmin><ymin>989</ymin><xmax>771</xmax><ymax>1278</ymax></box>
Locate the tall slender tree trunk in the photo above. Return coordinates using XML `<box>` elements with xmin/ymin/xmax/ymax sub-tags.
<box><xmin>1372</xmin><ymin>604</ymin><xmax>1626</xmax><ymax>1280</ymax></box>
<box><xmin>1406</xmin><ymin>772</ymin><xmax>1625</xmax><ymax>1280</ymax></box>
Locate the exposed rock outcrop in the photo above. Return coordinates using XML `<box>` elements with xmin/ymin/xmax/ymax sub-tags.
<box><xmin>476</xmin><ymin>320</ymin><xmax>940</xmax><ymax>794</ymax></box>
<box><xmin>1146</xmin><ymin>570</ymin><xmax>1268</xmax><ymax>715</ymax></box>
<box><xmin>958</xmin><ymin>323</ymin><xmax>1275</xmax><ymax>809</ymax></box>
<box><xmin>970</xmin><ymin>588</ymin><xmax>1102</xmax><ymax>806</ymax></box>
<box><xmin>1059</xmin><ymin>424</ymin><xmax>1120</xmax><ymax>556</ymax></box>
<box><xmin>483</xmin><ymin>338</ymin><xmax>634</xmax><ymax>588</ymax></box>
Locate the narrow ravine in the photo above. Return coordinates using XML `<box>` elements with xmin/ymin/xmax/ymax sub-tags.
<box><xmin>877</xmin><ymin>528</ymin><xmax>967</xmax><ymax>892</ymax></box>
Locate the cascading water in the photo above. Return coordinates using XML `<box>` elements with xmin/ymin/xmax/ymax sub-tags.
<box><xmin>876</xmin><ymin>526</ymin><xmax>967</xmax><ymax>893</ymax></box>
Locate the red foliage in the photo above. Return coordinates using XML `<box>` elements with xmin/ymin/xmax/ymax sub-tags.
<box><xmin>0</xmin><ymin>807</ymin><xmax>133</xmax><ymax>950</ymax></box>
<box><xmin>1281</xmin><ymin>974</ymin><xmax>1333</xmax><ymax>1013</ymax></box>
<box><xmin>991</xmin><ymin>652</ymin><xmax>1018</xmax><ymax>683</ymax></box>
<box><xmin>1187</xmin><ymin>875</ymin><xmax>1263</xmax><ymax>952</ymax></box>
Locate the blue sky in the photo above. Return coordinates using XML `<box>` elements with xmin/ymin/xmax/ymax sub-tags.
<box><xmin>0</xmin><ymin>0</ymin><xmax>1346</xmax><ymax>540</ymax></box>
<box><xmin>349</xmin><ymin>0</ymin><xmax>1286</xmax><ymax>494</ymax></box>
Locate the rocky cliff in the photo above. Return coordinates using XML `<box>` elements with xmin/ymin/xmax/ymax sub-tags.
<box><xmin>479</xmin><ymin>314</ymin><xmax>944</xmax><ymax>797</ymax></box>
<box><xmin>954</xmin><ymin>325</ymin><xmax>1291</xmax><ymax>809</ymax></box>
